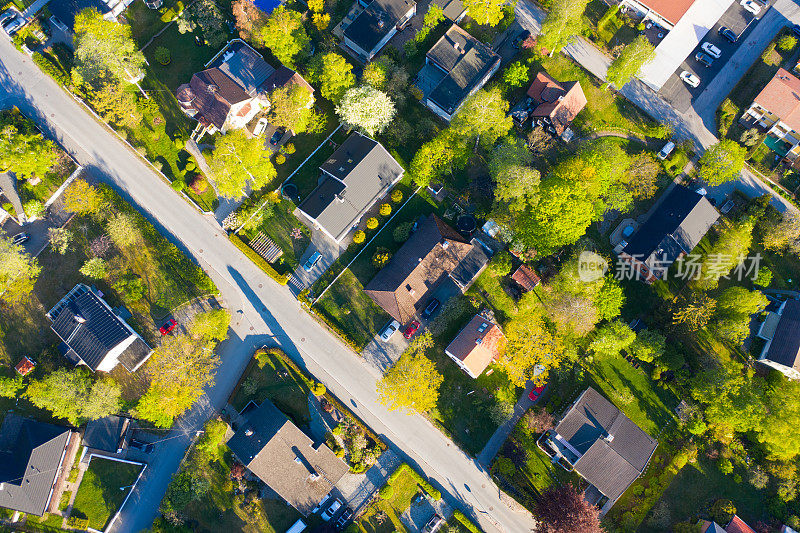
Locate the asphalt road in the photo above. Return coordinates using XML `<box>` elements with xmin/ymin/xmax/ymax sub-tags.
<box><xmin>0</xmin><ymin>39</ymin><xmax>535</xmax><ymax>533</ymax></box>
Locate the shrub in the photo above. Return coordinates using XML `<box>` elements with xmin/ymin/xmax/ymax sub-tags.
<box><xmin>188</xmin><ymin>175</ymin><xmax>207</xmax><ymax>194</ymax></box>
<box><xmin>284</xmin><ymin>143</ymin><xmax>296</xmax><ymax>154</ymax></box>
<box><xmin>312</xmin><ymin>382</ymin><xmax>326</xmax><ymax>396</ymax></box>
<box><xmin>80</xmin><ymin>258</ymin><xmax>108</xmax><ymax>279</ymax></box>
<box><xmin>754</xmin><ymin>266</ymin><xmax>773</xmax><ymax>287</ymax></box>
<box><xmin>488</xmin><ymin>250</ymin><xmax>512</xmax><ymax>277</ymax></box>
<box><xmin>453</xmin><ymin>510</ymin><xmax>482</xmax><ymax>533</ymax></box>
<box><xmin>353</xmin><ymin>230</ymin><xmax>366</xmax><ymax>244</ymax></box>
<box><xmin>366</xmin><ymin>217</ymin><xmax>379</xmax><ymax>230</ymax></box>
<box><xmin>67</xmin><ymin>516</ymin><xmax>89</xmax><ymax>529</ymax></box>
<box><xmin>275</xmin><ymin>153</ymin><xmax>286</xmax><ymax>165</ymax></box>
<box><xmin>379</xmin><ymin>203</ymin><xmax>391</xmax><ymax>216</ymax></box>
<box><xmin>393</xmin><ymin>221</ymin><xmax>412</xmax><ymax>242</ymax></box>
<box><xmin>350</xmin><ymin>462</ymin><xmax>366</xmax><ymax>473</ymax></box>
<box><xmin>372</xmin><ymin>248</ymin><xmax>391</xmax><ymax>268</ymax></box>
<box><xmin>718</xmin><ymin>457</ymin><xmax>734</xmax><ymax>475</ymax></box>
<box><xmin>24</xmin><ymin>200</ymin><xmax>44</xmax><ymax>218</ymax></box>
<box><xmin>154</xmin><ymin>46</ymin><xmax>171</xmax><ymax>65</ymax></box>
<box><xmin>32</xmin><ymin>51</ymin><xmax>70</xmax><ymax>86</ymax></box>
<box><xmin>779</xmin><ymin>35</ymin><xmax>798</xmax><ymax>51</ymax></box>
<box><xmin>184</xmin><ymin>162</ymin><xmax>195</xmax><ymax>171</ymax></box>
<box><xmin>379</xmin><ymin>484</ymin><xmax>394</xmax><ymax>499</ymax></box>
<box><xmin>391</xmin><ymin>189</ymin><xmax>403</xmax><ymax>203</ymax></box>
<box><xmin>171</xmin><ymin>179</ymin><xmax>186</xmax><ymax>191</ymax></box>
<box><xmin>173</xmin><ymin>138</ymin><xmax>185</xmax><ymax>149</ymax></box>
<box><xmin>711</xmin><ymin>499</ymin><xmax>736</xmax><ymax>525</ymax></box>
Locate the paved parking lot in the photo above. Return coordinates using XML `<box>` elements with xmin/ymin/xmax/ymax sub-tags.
<box><xmin>660</xmin><ymin>0</ymin><xmax>771</xmax><ymax>112</ymax></box>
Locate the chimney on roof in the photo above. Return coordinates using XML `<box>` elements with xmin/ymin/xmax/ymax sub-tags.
<box><xmin>74</xmin><ymin>314</ymin><xmax>86</xmax><ymax>324</ymax></box>
<box><xmin>604</xmin><ymin>433</ymin><xmax>614</xmax><ymax>443</ymax></box>
<box><xmin>454</xmin><ymin>42</ymin><xmax>463</xmax><ymax>54</ymax></box>
<box><xmin>245</xmin><ymin>429</ymin><xmax>254</xmax><ymax>437</ymax></box>
<box><xmin>475</xmin><ymin>338</ymin><xmax>482</xmax><ymax>345</ymax></box>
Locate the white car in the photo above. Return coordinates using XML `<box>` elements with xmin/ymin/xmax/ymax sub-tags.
<box><xmin>658</xmin><ymin>141</ymin><xmax>675</xmax><ymax>161</ymax></box>
<box><xmin>379</xmin><ymin>320</ymin><xmax>400</xmax><ymax>342</ymax></box>
<box><xmin>680</xmin><ymin>71</ymin><xmax>700</xmax><ymax>88</ymax></box>
<box><xmin>321</xmin><ymin>499</ymin><xmax>342</xmax><ymax>521</ymax></box>
<box><xmin>741</xmin><ymin>0</ymin><xmax>761</xmax><ymax>15</ymax></box>
<box><xmin>253</xmin><ymin>118</ymin><xmax>269</xmax><ymax>137</ymax></box>
<box><xmin>701</xmin><ymin>42</ymin><xmax>722</xmax><ymax>58</ymax></box>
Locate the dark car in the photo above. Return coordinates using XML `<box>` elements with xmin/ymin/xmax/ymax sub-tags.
<box><xmin>403</xmin><ymin>320</ymin><xmax>421</xmax><ymax>339</ymax></box>
<box><xmin>421</xmin><ymin>298</ymin><xmax>440</xmax><ymax>319</ymax></box>
<box><xmin>159</xmin><ymin>318</ymin><xmax>177</xmax><ymax>335</ymax></box>
<box><xmin>695</xmin><ymin>52</ymin><xmax>714</xmax><ymax>67</ymax></box>
<box><xmin>336</xmin><ymin>508</ymin><xmax>353</xmax><ymax>529</ymax></box>
<box><xmin>793</xmin><ymin>24</ymin><xmax>800</xmax><ymax>38</ymax></box>
<box><xmin>719</xmin><ymin>26</ymin><xmax>738</xmax><ymax>43</ymax></box>
<box><xmin>12</xmin><ymin>233</ymin><xmax>29</xmax><ymax>245</ymax></box>
<box><xmin>270</xmin><ymin>128</ymin><xmax>285</xmax><ymax>146</ymax></box>
<box><xmin>513</xmin><ymin>30</ymin><xmax>531</xmax><ymax>49</ymax></box>
<box><xmin>129</xmin><ymin>439</ymin><xmax>154</xmax><ymax>453</ymax></box>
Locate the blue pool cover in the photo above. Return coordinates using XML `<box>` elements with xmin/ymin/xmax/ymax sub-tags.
<box><xmin>253</xmin><ymin>0</ymin><xmax>282</xmax><ymax>13</ymax></box>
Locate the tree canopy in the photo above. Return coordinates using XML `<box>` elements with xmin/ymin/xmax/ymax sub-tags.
<box><xmin>409</xmin><ymin>130</ymin><xmax>470</xmax><ymax>186</ymax></box>
<box><xmin>72</xmin><ymin>8</ymin><xmax>145</xmax><ymax>86</ymax></box>
<box><xmin>378</xmin><ymin>333</ymin><xmax>443</xmax><ymax>413</ymax></box>
<box><xmin>268</xmin><ymin>84</ymin><xmax>315</xmax><ymax>134</ymax></box>
<box><xmin>463</xmin><ymin>0</ymin><xmax>507</xmax><ymax>26</ymax></box>
<box><xmin>258</xmin><ymin>6</ymin><xmax>309</xmax><ymax>65</ymax></box>
<box><xmin>206</xmin><ymin>130</ymin><xmax>277</xmax><ymax>199</ymax></box>
<box><xmin>25</xmin><ymin>369</ymin><xmax>121</xmax><ymax>425</ymax></box>
<box><xmin>538</xmin><ymin>0</ymin><xmax>591</xmax><ymax>56</ymax></box>
<box><xmin>336</xmin><ymin>85</ymin><xmax>396</xmax><ymax>136</ymax></box>
<box><xmin>0</xmin><ymin>117</ymin><xmax>58</xmax><ymax>180</ymax></box>
<box><xmin>0</xmin><ymin>233</ymin><xmax>41</xmax><ymax>304</ymax></box>
<box><xmin>605</xmin><ymin>35</ymin><xmax>655</xmax><ymax>89</ymax></box>
<box><xmin>534</xmin><ymin>483</ymin><xmax>604</xmax><ymax>533</ymax></box>
<box><xmin>450</xmin><ymin>87</ymin><xmax>512</xmax><ymax>148</ymax></box>
<box><xmin>697</xmin><ymin>140</ymin><xmax>747</xmax><ymax>185</ymax></box>
<box><xmin>308</xmin><ymin>53</ymin><xmax>356</xmax><ymax>103</ymax></box>
<box><xmin>500</xmin><ymin>307</ymin><xmax>564</xmax><ymax>386</ymax></box>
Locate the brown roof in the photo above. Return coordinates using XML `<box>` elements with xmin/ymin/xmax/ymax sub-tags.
<box><xmin>511</xmin><ymin>264</ymin><xmax>540</xmax><ymax>292</ymax></box>
<box><xmin>14</xmin><ymin>356</ymin><xmax>35</xmax><ymax>376</ymax></box>
<box><xmin>177</xmin><ymin>67</ymin><xmax>251</xmax><ymax>130</ymax></box>
<box><xmin>754</xmin><ymin>68</ymin><xmax>800</xmax><ymax>134</ymax></box>
<box><xmin>263</xmin><ymin>65</ymin><xmax>315</xmax><ymax>96</ymax></box>
<box><xmin>365</xmin><ymin>214</ymin><xmax>472</xmax><ymax>324</ymax></box>
<box><xmin>726</xmin><ymin>516</ymin><xmax>756</xmax><ymax>533</ymax></box>
<box><xmin>527</xmin><ymin>72</ymin><xmax>587</xmax><ymax>134</ymax></box>
<box><xmin>445</xmin><ymin>314</ymin><xmax>505</xmax><ymax>377</ymax></box>
<box><xmin>634</xmin><ymin>0</ymin><xmax>695</xmax><ymax>24</ymax></box>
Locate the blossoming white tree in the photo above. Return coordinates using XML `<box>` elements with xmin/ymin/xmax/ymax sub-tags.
<box><xmin>335</xmin><ymin>85</ymin><xmax>396</xmax><ymax>136</ymax></box>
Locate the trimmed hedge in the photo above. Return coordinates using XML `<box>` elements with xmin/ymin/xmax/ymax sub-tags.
<box><xmin>387</xmin><ymin>463</ymin><xmax>441</xmax><ymax>500</ymax></box>
<box><xmin>32</xmin><ymin>51</ymin><xmax>70</xmax><ymax>86</ymax></box>
<box><xmin>307</xmin><ymin>305</ymin><xmax>363</xmax><ymax>352</ymax></box>
<box><xmin>228</xmin><ymin>233</ymin><xmax>290</xmax><ymax>285</ymax></box>
<box><xmin>453</xmin><ymin>510</ymin><xmax>483</xmax><ymax>533</ymax></box>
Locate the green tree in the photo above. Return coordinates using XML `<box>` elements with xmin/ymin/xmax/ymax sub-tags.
<box><xmin>697</xmin><ymin>217</ymin><xmax>756</xmax><ymax>290</ymax></box>
<box><xmin>712</xmin><ymin>287</ymin><xmax>768</xmax><ymax>344</ymax></box>
<box><xmin>595</xmin><ymin>275</ymin><xmax>625</xmax><ymax>321</ymax></box>
<box><xmin>80</xmin><ymin>257</ymin><xmax>108</xmax><ymax>279</ymax></box>
<box><xmin>268</xmin><ymin>83</ymin><xmax>315</xmax><ymax>133</ymax></box>
<box><xmin>48</xmin><ymin>227</ymin><xmax>73</xmax><ymax>255</ymax></box>
<box><xmin>362</xmin><ymin>57</ymin><xmax>393</xmax><ymax>90</ymax></box>
<box><xmin>423</xmin><ymin>3</ymin><xmax>445</xmax><ymax>28</ymax></box>
<box><xmin>538</xmin><ymin>0</ymin><xmax>591</xmax><ymax>56</ymax></box>
<box><xmin>605</xmin><ymin>35</ymin><xmax>655</xmax><ymax>89</ymax></box>
<box><xmin>503</xmin><ymin>61</ymin><xmax>530</xmax><ymax>88</ymax></box>
<box><xmin>588</xmin><ymin>320</ymin><xmax>635</xmax><ymax>358</ymax></box>
<box><xmin>206</xmin><ymin>130</ymin><xmax>277</xmax><ymax>199</ymax></box>
<box><xmin>85</xmin><ymin>74</ymin><xmax>142</xmax><ymax>129</ymax></box>
<box><xmin>72</xmin><ymin>8</ymin><xmax>145</xmax><ymax>86</ymax></box>
<box><xmin>754</xmin><ymin>266</ymin><xmax>773</xmax><ymax>287</ymax></box>
<box><xmin>690</xmin><ymin>363</ymin><xmax>763</xmax><ymax>440</ymax></box>
<box><xmin>450</xmin><ymin>87</ymin><xmax>512</xmax><ymax>148</ymax></box>
<box><xmin>756</xmin><ymin>376</ymin><xmax>800</xmax><ymax>461</ymax></box>
<box><xmin>176</xmin><ymin>0</ymin><xmax>228</xmax><ymax>48</ymax></box>
<box><xmin>697</xmin><ymin>140</ymin><xmax>747</xmax><ymax>185</ymax></box>
<box><xmin>673</xmin><ymin>293</ymin><xmax>717</xmax><ymax>330</ymax></box>
<box><xmin>760</xmin><ymin>210</ymin><xmax>800</xmax><ymax>251</ymax></box>
<box><xmin>463</xmin><ymin>0</ymin><xmax>507</xmax><ymax>26</ymax></box>
<box><xmin>488</xmin><ymin>250</ymin><xmax>512</xmax><ymax>277</ymax></box>
<box><xmin>0</xmin><ymin>233</ymin><xmax>41</xmax><ymax>304</ymax></box>
<box><xmin>0</xmin><ymin>375</ymin><xmax>24</xmax><ymax>398</ymax></box>
<box><xmin>623</xmin><ymin>152</ymin><xmax>661</xmax><ymax>199</ymax></box>
<box><xmin>628</xmin><ymin>329</ymin><xmax>666</xmax><ymax>363</ymax></box>
<box><xmin>308</xmin><ymin>52</ymin><xmax>356</xmax><ymax>103</ymax></box>
<box><xmin>257</xmin><ymin>6</ymin><xmax>309</xmax><ymax>65</ymax></box>
<box><xmin>0</xmin><ymin>122</ymin><xmax>57</xmax><ymax>180</ymax></box>
<box><xmin>378</xmin><ymin>334</ymin><xmax>443</xmax><ymax>413</ymax></box>
<box><xmin>191</xmin><ymin>309</ymin><xmax>231</xmax><ymax>342</ymax></box>
<box><xmin>25</xmin><ymin>369</ymin><xmax>120</xmax><ymax>425</ymax></box>
<box><xmin>489</xmin><ymin>138</ymin><xmax>540</xmax><ymax>214</ymax></box>
<box><xmin>409</xmin><ymin>130</ymin><xmax>470</xmax><ymax>186</ymax></box>
<box><xmin>63</xmin><ymin>179</ymin><xmax>107</xmax><ymax>215</ymax></box>
<box><xmin>82</xmin><ymin>379</ymin><xmax>123</xmax><ymax>421</ymax></box>
<box><xmin>500</xmin><ymin>309</ymin><xmax>564</xmax><ymax>386</ymax></box>
<box><xmin>336</xmin><ymin>85</ymin><xmax>396</xmax><ymax>136</ymax></box>
<box><xmin>106</xmin><ymin>212</ymin><xmax>141</xmax><ymax>248</ymax></box>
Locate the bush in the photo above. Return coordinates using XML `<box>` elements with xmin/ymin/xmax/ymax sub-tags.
<box><xmin>393</xmin><ymin>221</ymin><xmax>412</xmax><ymax>242</ymax></box>
<box><xmin>391</xmin><ymin>189</ymin><xmax>403</xmax><ymax>203</ymax></box>
<box><xmin>171</xmin><ymin>179</ymin><xmax>186</xmax><ymax>191</ymax></box>
<box><xmin>185</xmin><ymin>162</ymin><xmax>196</xmax><ymax>171</ymax></box>
<box><xmin>32</xmin><ymin>51</ymin><xmax>70</xmax><ymax>86</ymax></box>
<box><xmin>228</xmin><ymin>234</ymin><xmax>290</xmax><ymax>285</ymax></box>
<box><xmin>154</xmin><ymin>46</ymin><xmax>171</xmax><ymax>65</ymax></box>
<box><xmin>372</xmin><ymin>248</ymin><xmax>391</xmax><ymax>268</ymax></box>
<box><xmin>453</xmin><ymin>510</ymin><xmax>482</xmax><ymax>533</ymax></box>
<box><xmin>188</xmin><ymin>175</ymin><xmax>207</xmax><ymax>194</ymax></box>
<box><xmin>488</xmin><ymin>250</ymin><xmax>512</xmax><ymax>277</ymax></box>
<box><xmin>366</xmin><ymin>217</ymin><xmax>379</xmax><ymax>230</ymax></box>
<box><xmin>779</xmin><ymin>35</ymin><xmax>798</xmax><ymax>51</ymax></box>
<box><xmin>710</xmin><ymin>499</ymin><xmax>736</xmax><ymax>525</ymax></box>
<box><xmin>312</xmin><ymin>382</ymin><xmax>326</xmax><ymax>396</ymax></box>
<box><xmin>275</xmin><ymin>154</ymin><xmax>286</xmax><ymax>165</ymax></box>
<box><xmin>67</xmin><ymin>516</ymin><xmax>89</xmax><ymax>529</ymax></box>
<box><xmin>718</xmin><ymin>457</ymin><xmax>734</xmax><ymax>475</ymax></box>
<box><xmin>379</xmin><ymin>203</ymin><xmax>391</xmax><ymax>217</ymax></box>
<box><xmin>284</xmin><ymin>143</ymin><xmax>296</xmax><ymax>154</ymax></box>
<box><xmin>378</xmin><ymin>484</ymin><xmax>394</xmax><ymax>499</ymax></box>
<box><xmin>754</xmin><ymin>266</ymin><xmax>773</xmax><ymax>287</ymax></box>
<box><xmin>353</xmin><ymin>230</ymin><xmax>366</xmax><ymax>244</ymax></box>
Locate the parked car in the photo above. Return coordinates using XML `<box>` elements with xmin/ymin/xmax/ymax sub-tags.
<box><xmin>253</xmin><ymin>118</ymin><xmax>269</xmax><ymax>137</ymax></box>
<box><xmin>303</xmin><ymin>251</ymin><xmax>322</xmax><ymax>272</ymax></box>
<box><xmin>421</xmin><ymin>298</ymin><xmax>440</xmax><ymax>319</ymax></box>
<box><xmin>658</xmin><ymin>141</ymin><xmax>675</xmax><ymax>160</ymax></box>
<box><xmin>741</xmin><ymin>0</ymin><xmax>761</xmax><ymax>15</ymax></box>
<box><xmin>679</xmin><ymin>71</ymin><xmax>700</xmax><ymax>88</ymax></box>
<box><xmin>719</xmin><ymin>26</ymin><xmax>738</xmax><ymax>42</ymax></box>
<box><xmin>321</xmin><ymin>499</ymin><xmax>342</xmax><ymax>521</ymax></box>
<box><xmin>701</xmin><ymin>42</ymin><xmax>722</xmax><ymax>58</ymax></box>
<box><xmin>695</xmin><ymin>52</ymin><xmax>714</xmax><ymax>67</ymax></box>
<box><xmin>335</xmin><ymin>508</ymin><xmax>353</xmax><ymax>528</ymax></box>
<box><xmin>403</xmin><ymin>320</ymin><xmax>421</xmax><ymax>339</ymax></box>
<box><xmin>792</xmin><ymin>24</ymin><xmax>800</xmax><ymax>38</ymax></box>
<box><xmin>512</xmin><ymin>30</ymin><xmax>530</xmax><ymax>49</ymax></box>
<box><xmin>379</xmin><ymin>320</ymin><xmax>401</xmax><ymax>342</ymax></box>
<box><xmin>0</xmin><ymin>10</ymin><xmax>15</xmax><ymax>27</ymax></box>
<box><xmin>159</xmin><ymin>318</ymin><xmax>177</xmax><ymax>335</ymax></box>
<box><xmin>269</xmin><ymin>127</ymin><xmax>285</xmax><ymax>146</ymax></box>
<box><xmin>528</xmin><ymin>384</ymin><xmax>546</xmax><ymax>402</ymax></box>
<box><xmin>129</xmin><ymin>439</ymin><xmax>154</xmax><ymax>453</ymax></box>
<box><xmin>11</xmin><ymin>233</ymin><xmax>29</xmax><ymax>245</ymax></box>
<box><xmin>1</xmin><ymin>14</ymin><xmax>22</xmax><ymax>36</ymax></box>
<box><xmin>423</xmin><ymin>514</ymin><xmax>444</xmax><ymax>533</ymax></box>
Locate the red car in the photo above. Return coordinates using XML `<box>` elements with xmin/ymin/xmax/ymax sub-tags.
<box><xmin>403</xmin><ymin>321</ymin><xmax>421</xmax><ymax>339</ymax></box>
<box><xmin>528</xmin><ymin>384</ymin><xmax>546</xmax><ymax>402</ymax></box>
<box><xmin>159</xmin><ymin>319</ymin><xmax>177</xmax><ymax>335</ymax></box>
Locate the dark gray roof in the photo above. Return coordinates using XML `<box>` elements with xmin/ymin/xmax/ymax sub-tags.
<box><xmin>425</xmin><ymin>25</ymin><xmax>501</xmax><ymax>115</ymax></box>
<box><xmin>82</xmin><ymin>415</ymin><xmax>128</xmax><ymax>453</ymax></box>
<box><xmin>210</xmin><ymin>41</ymin><xmax>275</xmax><ymax>97</ymax></box>
<box><xmin>554</xmin><ymin>387</ymin><xmax>658</xmax><ymax>502</ymax></box>
<box><xmin>433</xmin><ymin>0</ymin><xmax>466</xmax><ymax>20</ymax></box>
<box><xmin>450</xmin><ymin>240</ymin><xmax>489</xmax><ymax>289</ymax></box>
<box><xmin>298</xmin><ymin>133</ymin><xmax>404</xmax><ymax>242</ymax></box>
<box><xmin>117</xmin><ymin>338</ymin><xmax>153</xmax><ymax>372</ymax></box>
<box><xmin>48</xmin><ymin>0</ymin><xmax>110</xmax><ymax>29</ymax></box>
<box><xmin>344</xmin><ymin>0</ymin><xmax>416</xmax><ymax>55</ymax></box>
<box><xmin>227</xmin><ymin>400</ymin><xmax>349</xmax><ymax>516</ymax></box>
<box><xmin>765</xmin><ymin>299</ymin><xmax>800</xmax><ymax>370</ymax></box>
<box><xmin>0</xmin><ymin>415</ymin><xmax>71</xmax><ymax>516</ymax></box>
<box><xmin>48</xmin><ymin>284</ymin><xmax>134</xmax><ymax>371</ymax></box>
<box><xmin>622</xmin><ymin>185</ymin><xmax>719</xmax><ymax>273</ymax></box>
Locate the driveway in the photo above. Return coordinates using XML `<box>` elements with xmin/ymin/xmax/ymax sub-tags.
<box><xmin>0</xmin><ymin>37</ymin><xmax>534</xmax><ymax>533</ymax></box>
<box><xmin>288</xmin><ymin>224</ymin><xmax>345</xmax><ymax>293</ymax></box>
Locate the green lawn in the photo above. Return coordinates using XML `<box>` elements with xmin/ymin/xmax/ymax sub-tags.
<box><xmin>468</xmin><ymin>270</ymin><xmax>518</xmax><ymax>324</ymax></box>
<box><xmin>141</xmin><ymin>25</ymin><xmax>218</xmax><ymax>92</ymax></box>
<box><xmin>127</xmin><ymin>0</ymin><xmax>170</xmax><ymax>46</ymax></box>
<box><xmin>71</xmin><ymin>457</ymin><xmax>142</xmax><ymax>530</ymax></box>
<box><xmin>350</xmin><ymin>464</ymin><xmax>423</xmax><ymax>533</ymax></box>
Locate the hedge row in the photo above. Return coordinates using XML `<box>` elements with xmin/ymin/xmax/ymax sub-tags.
<box><xmin>32</xmin><ymin>51</ymin><xmax>70</xmax><ymax>86</ymax></box>
<box><xmin>388</xmin><ymin>463</ymin><xmax>441</xmax><ymax>500</ymax></box>
<box><xmin>306</xmin><ymin>304</ymin><xmax>363</xmax><ymax>352</ymax></box>
<box><xmin>228</xmin><ymin>233</ymin><xmax>290</xmax><ymax>285</ymax></box>
<box><xmin>452</xmin><ymin>510</ymin><xmax>483</xmax><ymax>533</ymax></box>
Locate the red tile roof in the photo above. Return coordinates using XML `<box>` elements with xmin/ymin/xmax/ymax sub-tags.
<box><xmin>445</xmin><ymin>314</ymin><xmax>506</xmax><ymax>377</ymax></box>
<box><xmin>14</xmin><ymin>356</ymin><xmax>35</xmax><ymax>376</ymax></box>
<box><xmin>754</xmin><ymin>68</ymin><xmax>800</xmax><ymax>134</ymax></box>
<box><xmin>636</xmin><ymin>0</ymin><xmax>696</xmax><ymax>25</ymax></box>
<box><xmin>511</xmin><ymin>264</ymin><xmax>540</xmax><ymax>292</ymax></box>
<box><xmin>726</xmin><ymin>516</ymin><xmax>756</xmax><ymax>533</ymax></box>
<box><xmin>527</xmin><ymin>72</ymin><xmax>587</xmax><ymax>134</ymax></box>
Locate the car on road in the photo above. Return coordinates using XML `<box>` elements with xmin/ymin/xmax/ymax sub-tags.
<box><xmin>159</xmin><ymin>318</ymin><xmax>177</xmax><ymax>335</ymax></box>
<box><xmin>741</xmin><ymin>0</ymin><xmax>761</xmax><ymax>15</ymax></box>
<box><xmin>253</xmin><ymin>118</ymin><xmax>269</xmax><ymax>137</ymax></box>
<box><xmin>528</xmin><ymin>384</ymin><xmax>546</xmax><ymax>402</ymax></box>
<box><xmin>379</xmin><ymin>320</ymin><xmax>401</xmax><ymax>342</ymax></box>
<box><xmin>679</xmin><ymin>71</ymin><xmax>700</xmax><ymax>88</ymax></box>
<box><xmin>303</xmin><ymin>251</ymin><xmax>322</xmax><ymax>272</ymax></box>
<box><xmin>658</xmin><ymin>141</ymin><xmax>676</xmax><ymax>160</ymax></box>
<box><xmin>512</xmin><ymin>30</ymin><xmax>530</xmax><ymax>49</ymax></box>
<box><xmin>719</xmin><ymin>26</ymin><xmax>738</xmax><ymax>43</ymax></box>
<box><xmin>695</xmin><ymin>52</ymin><xmax>714</xmax><ymax>67</ymax></box>
<box><xmin>129</xmin><ymin>439</ymin><xmax>154</xmax><ymax>453</ymax></box>
<box><xmin>269</xmin><ymin>127</ymin><xmax>285</xmax><ymax>146</ymax></box>
<box><xmin>336</xmin><ymin>508</ymin><xmax>353</xmax><ymax>528</ymax></box>
<box><xmin>421</xmin><ymin>298</ymin><xmax>440</xmax><ymax>319</ymax></box>
<box><xmin>11</xmin><ymin>232</ymin><xmax>29</xmax><ymax>245</ymax></box>
<box><xmin>321</xmin><ymin>499</ymin><xmax>342</xmax><ymax>521</ymax></box>
<box><xmin>701</xmin><ymin>42</ymin><xmax>722</xmax><ymax>58</ymax></box>
<box><xmin>423</xmin><ymin>514</ymin><xmax>444</xmax><ymax>533</ymax></box>
<box><xmin>403</xmin><ymin>320</ymin><xmax>421</xmax><ymax>339</ymax></box>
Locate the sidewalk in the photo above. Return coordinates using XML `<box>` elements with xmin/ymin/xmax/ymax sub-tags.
<box><xmin>476</xmin><ymin>381</ymin><xmax>538</xmax><ymax>466</ymax></box>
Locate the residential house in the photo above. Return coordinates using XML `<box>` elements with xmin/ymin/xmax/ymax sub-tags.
<box><xmin>511</xmin><ymin>264</ymin><xmax>541</xmax><ymax>293</ymax></box>
<box><xmin>432</xmin><ymin>0</ymin><xmax>467</xmax><ymax>22</ymax></box>
<box><xmin>415</xmin><ymin>24</ymin><xmax>501</xmax><ymax>122</ymax></box>
<box><xmin>342</xmin><ymin>0</ymin><xmax>417</xmax><ymax>61</ymax></box>
<box><xmin>549</xmin><ymin>387</ymin><xmax>658</xmax><ymax>510</ymax></box>
<box><xmin>527</xmin><ymin>72</ymin><xmax>587</xmax><ymax>140</ymax></box>
<box><xmin>227</xmin><ymin>400</ymin><xmax>349</xmax><ymax>516</ymax></box>
<box><xmin>297</xmin><ymin>133</ymin><xmax>404</xmax><ymax>243</ymax></box>
<box><xmin>445</xmin><ymin>314</ymin><xmax>506</xmax><ymax>378</ymax></box>
<box><xmin>700</xmin><ymin>515</ymin><xmax>757</xmax><ymax>533</ymax></box>
<box><xmin>619</xmin><ymin>185</ymin><xmax>719</xmax><ymax>283</ymax></box>
<box><xmin>49</xmin><ymin>0</ymin><xmax>135</xmax><ymax>30</ymax></box>
<box><xmin>742</xmin><ymin>68</ymin><xmax>800</xmax><ymax>166</ymax></box>
<box><xmin>756</xmin><ymin>298</ymin><xmax>800</xmax><ymax>380</ymax></box>
<box><xmin>0</xmin><ymin>415</ymin><xmax>73</xmax><ymax>516</ymax></box>
<box><xmin>82</xmin><ymin>415</ymin><xmax>131</xmax><ymax>455</ymax></box>
<box><xmin>365</xmin><ymin>214</ymin><xmax>490</xmax><ymax>324</ymax></box>
<box><xmin>47</xmin><ymin>284</ymin><xmax>153</xmax><ymax>373</ymax></box>
<box><xmin>176</xmin><ymin>40</ymin><xmax>313</xmax><ymax>136</ymax></box>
